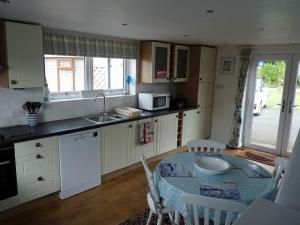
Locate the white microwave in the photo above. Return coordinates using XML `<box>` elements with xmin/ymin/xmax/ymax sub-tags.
<box><xmin>138</xmin><ymin>93</ymin><xmax>171</xmax><ymax>111</ymax></box>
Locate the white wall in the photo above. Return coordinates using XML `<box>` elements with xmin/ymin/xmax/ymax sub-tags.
<box><xmin>0</xmin><ymin>87</ymin><xmax>136</xmax><ymax>127</ymax></box>
<box><xmin>0</xmin><ymin>83</ymin><xmax>176</xmax><ymax>127</ymax></box>
<box><xmin>211</xmin><ymin>46</ymin><xmax>241</xmax><ymax>145</ymax></box>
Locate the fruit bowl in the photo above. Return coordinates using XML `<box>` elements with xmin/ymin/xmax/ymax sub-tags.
<box><xmin>194</xmin><ymin>156</ymin><xmax>230</xmax><ymax>175</ymax></box>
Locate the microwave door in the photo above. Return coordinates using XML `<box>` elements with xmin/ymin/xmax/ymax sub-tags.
<box><xmin>153</xmin><ymin>96</ymin><xmax>167</xmax><ymax>110</ymax></box>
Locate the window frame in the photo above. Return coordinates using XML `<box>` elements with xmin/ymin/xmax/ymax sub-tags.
<box><xmin>44</xmin><ymin>55</ymin><xmax>131</xmax><ymax>101</ymax></box>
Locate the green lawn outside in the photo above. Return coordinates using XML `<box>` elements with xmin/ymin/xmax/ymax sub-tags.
<box><xmin>266</xmin><ymin>87</ymin><xmax>300</xmax><ymax>109</ymax></box>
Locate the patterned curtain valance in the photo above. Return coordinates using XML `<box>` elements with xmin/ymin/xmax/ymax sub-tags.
<box><xmin>43</xmin><ymin>32</ymin><xmax>139</xmax><ymax>59</ymax></box>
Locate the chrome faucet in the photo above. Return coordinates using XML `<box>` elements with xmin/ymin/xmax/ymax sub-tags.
<box><xmin>94</xmin><ymin>90</ymin><xmax>106</xmax><ymax>116</ymax></box>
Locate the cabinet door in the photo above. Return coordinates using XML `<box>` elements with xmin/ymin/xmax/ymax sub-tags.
<box><xmin>152</xmin><ymin>42</ymin><xmax>170</xmax><ymax>83</ymax></box>
<box><xmin>182</xmin><ymin>109</ymin><xmax>201</xmax><ymax>145</ymax></box>
<box><xmin>157</xmin><ymin>113</ymin><xmax>178</xmax><ymax>154</ymax></box>
<box><xmin>199</xmin><ymin>47</ymin><xmax>216</xmax><ymax>82</ymax></box>
<box><xmin>102</xmin><ymin>122</ymin><xmax>133</xmax><ymax>174</ymax></box>
<box><xmin>132</xmin><ymin>118</ymin><xmax>157</xmax><ymax>163</ymax></box>
<box><xmin>16</xmin><ymin>150</ymin><xmax>60</xmax><ymax>204</ymax></box>
<box><xmin>174</xmin><ymin>45</ymin><xmax>189</xmax><ymax>82</ymax></box>
<box><xmin>6</xmin><ymin>22</ymin><xmax>44</xmax><ymax>88</ymax></box>
<box><xmin>197</xmin><ymin>82</ymin><xmax>214</xmax><ymax>108</ymax></box>
<box><xmin>198</xmin><ymin>107</ymin><xmax>212</xmax><ymax>139</ymax></box>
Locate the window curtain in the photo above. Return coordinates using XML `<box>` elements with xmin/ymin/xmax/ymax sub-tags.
<box><xmin>43</xmin><ymin>32</ymin><xmax>139</xmax><ymax>59</ymax></box>
<box><xmin>228</xmin><ymin>48</ymin><xmax>252</xmax><ymax>148</ymax></box>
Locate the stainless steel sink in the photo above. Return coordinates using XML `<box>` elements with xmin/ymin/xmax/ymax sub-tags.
<box><xmin>84</xmin><ymin>113</ymin><xmax>127</xmax><ymax>124</ymax></box>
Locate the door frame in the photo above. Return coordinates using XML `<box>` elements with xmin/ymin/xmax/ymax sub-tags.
<box><xmin>243</xmin><ymin>54</ymin><xmax>293</xmax><ymax>155</ymax></box>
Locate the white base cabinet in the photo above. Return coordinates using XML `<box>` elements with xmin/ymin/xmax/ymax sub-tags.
<box><xmin>182</xmin><ymin>109</ymin><xmax>200</xmax><ymax>145</ymax></box>
<box><xmin>132</xmin><ymin>117</ymin><xmax>158</xmax><ymax>164</ymax></box>
<box><xmin>157</xmin><ymin>113</ymin><xmax>178</xmax><ymax>154</ymax></box>
<box><xmin>101</xmin><ymin>122</ymin><xmax>134</xmax><ymax>174</ymax></box>
<box><xmin>198</xmin><ymin>107</ymin><xmax>212</xmax><ymax>139</ymax></box>
<box><xmin>14</xmin><ymin>136</ymin><xmax>60</xmax><ymax>204</ymax></box>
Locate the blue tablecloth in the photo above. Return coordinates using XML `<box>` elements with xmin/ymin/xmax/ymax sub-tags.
<box><xmin>153</xmin><ymin>152</ymin><xmax>277</xmax><ymax>218</ymax></box>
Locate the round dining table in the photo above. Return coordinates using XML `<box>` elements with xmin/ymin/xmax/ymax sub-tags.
<box><xmin>153</xmin><ymin>152</ymin><xmax>277</xmax><ymax>223</ymax></box>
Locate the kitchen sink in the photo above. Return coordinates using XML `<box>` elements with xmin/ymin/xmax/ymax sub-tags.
<box><xmin>84</xmin><ymin>113</ymin><xmax>127</xmax><ymax>124</ymax></box>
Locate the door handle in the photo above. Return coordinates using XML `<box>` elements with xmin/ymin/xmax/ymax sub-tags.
<box><xmin>277</xmin><ymin>100</ymin><xmax>285</xmax><ymax>113</ymax></box>
<box><xmin>289</xmin><ymin>100</ymin><xmax>298</xmax><ymax>113</ymax></box>
<box><xmin>0</xmin><ymin>160</ymin><xmax>10</xmax><ymax>166</ymax></box>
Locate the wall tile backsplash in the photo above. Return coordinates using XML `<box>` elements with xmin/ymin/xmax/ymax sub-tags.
<box><xmin>0</xmin><ymin>82</ymin><xmax>176</xmax><ymax>127</ymax></box>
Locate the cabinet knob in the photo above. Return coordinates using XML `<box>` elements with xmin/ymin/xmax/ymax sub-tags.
<box><xmin>176</xmin><ymin>115</ymin><xmax>179</xmax><ymax>118</ymax></box>
<box><xmin>183</xmin><ymin>114</ymin><xmax>186</xmax><ymax>116</ymax></box>
<box><xmin>129</xmin><ymin>124</ymin><xmax>132</xmax><ymax>128</ymax></box>
<box><xmin>197</xmin><ymin>111</ymin><xmax>200</xmax><ymax>114</ymax></box>
<box><xmin>155</xmin><ymin>120</ymin><xmax>158</xmax><ymax>123</ymax></box>
<box><xmin>199</xmin><ymin>77</ymin><xmax>202</xmax><ymax>81</ymax></box>
<box><xmin>166</xmin><ymin>77</ymin><xmax>169</xmax><ymax>80</ymax></box>
<box><xmin>197</xmin><ymin>104</ymin><xmax>200</xmax><ymax>108</ymax></box>
<box><xmin>37</xmin><ymin>176</ymin><xmax>44</xmax><ymax>181</ymax></box>
<box><xmin>174</xmin><ymin>78</ymin><xmax>177</xmax><ymax>80</ymax></box>
<box><xmin>36</xmin><ymin>154</ymin><xmax>42</xmax><ymax>159</ymax></box>
<box><xmin>11</xmin><ymin>80</ymin><xmax>18</xmax><ymax>85</ymax></box>
<box><xmin>35</xmin><ymin>143</ymin><xmax>41</xmax><ymax>147</ymax></box>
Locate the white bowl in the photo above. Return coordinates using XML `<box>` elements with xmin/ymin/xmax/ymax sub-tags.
<box><xmin>194</xmin><ymin>156</ymin><xmax>230</xmax><ymax>175</ymax></box>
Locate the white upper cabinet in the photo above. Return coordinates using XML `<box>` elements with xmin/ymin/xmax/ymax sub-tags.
<box><xmin>140</xmin><ymin>41</ymin><xmax>171</xmax><ymax>83</ymax></box>
<box><xmin>4</xmin><ymin>22</ymin><xmax>44</xmax><ymax>88</ymax></box>
<box><xmin>199</xmin><ymin>47</ymin><xmax>216</xmax><ymax>82</ymax></box>
<box><xmin>173</xmin><ymin>45</ymin><xmax>189</xmax><ymax>82</ymax></box>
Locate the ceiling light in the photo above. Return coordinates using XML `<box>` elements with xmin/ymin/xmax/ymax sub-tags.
<box><xmin>206</xmin><ymin>9</ymin><xmax>214</xmax><ymax>13</ymax></box>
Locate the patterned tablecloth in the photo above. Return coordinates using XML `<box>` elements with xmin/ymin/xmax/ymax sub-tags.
<box><xmin>153</xmin><ymin>152</ymin><xmax>277</xmax><ymax>218</ymax></box>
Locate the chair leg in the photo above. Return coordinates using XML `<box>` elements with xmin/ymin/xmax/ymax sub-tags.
<box><xmin>157</xmin><ymin>214</ymin><xmax>163</xmax><ymax>225</ymax></box>
<box><xmin>146</xmin><ymin>210</ymin><xmax>154</xmax><ymax>225</ymax></box>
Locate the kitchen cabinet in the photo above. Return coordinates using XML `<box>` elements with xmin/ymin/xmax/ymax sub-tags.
<box><xmin>101</xmin><ymin>122</ymin><xmax>134</xmax><ymax>174</ymax></box>
<box><xmin>132</xmin><ymin>117</ymin><xmax>157</xmax><ymax>163</ymax></box>
<box><xmin>173</xmin><ymin>45</ymin><xmax>189</xmax><ymax>82</ymax></box>
<box><xmin>140</xmin><ymin>41</ymin><xmax>171</xmax><ymax>83</ymax></box>
<box><xmin>0</xmin><ymin>21</ymin><xmax>44</xmax><ymax>89</ymax></box>
<box><xmin>198</xmin><ymin>107</ymin><xmax>212</xmax><ymax>139</ymax></box>
<box><xmin>14</xmin><ymin>136</ymin><xmax>60</xmax><ymax>204</ymax></box>
<box><xmin>182</xmin><ymin>109</ymin><xmax>200</xmax><ymax>145</ymax></box>
<box><xmin>157</xmin><ymin>113</ymin><xmax>178</xmax><ymax>154</ymax></box>
<box><xmin>199</xmin><ymin>47</ymin><xmax>216</xmax><ymax>82</ymax></box>
<box><xmin>197</xmin><ymin>82</ymin><xmax>214</xmax><ymax>108</ymax></box>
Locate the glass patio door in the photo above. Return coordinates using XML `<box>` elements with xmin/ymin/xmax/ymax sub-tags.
<box><xmin>281</xmin><ymin>55</ymin><xmax>300</xmax><ymax>155</ymax></box>
<box><xmin>244</xmin><ymin>54</ymin><xmax>295</xmax><ymax>155</ymax></box>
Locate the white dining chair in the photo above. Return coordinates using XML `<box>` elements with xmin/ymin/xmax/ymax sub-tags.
<box><xmin>273</xmin><ymin>157</ymin><xmax>289</xmax><ymax>189</ymax></box>
<box><xmin>187</xmin><ymin>139</ymin><xmax>226</xmax><ymax>153</ymax></box>
<box><xmin>141</xmin><ymin>154</ymin><xmax>175</xmax><ymax>225</ymax></box>
<box><xmin>180</xmin><ymin>194</ymin><xmax>247</xmax><ymax>225</ymax></box>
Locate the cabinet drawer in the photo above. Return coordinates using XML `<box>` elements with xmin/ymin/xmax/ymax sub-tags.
<box><xmin>17</xmin><ymin>167</ymin><xmax>60</xmax><ymax>204</ymax></box>
<box><xmin>16</xmin><ymin>150</ymin><xmax>58</xmax><ymax>174</ymax></box>
<box><xmin>15</xmin><ymin>136</ymin><xmax>58</xmax><ymax>157</ymax></box>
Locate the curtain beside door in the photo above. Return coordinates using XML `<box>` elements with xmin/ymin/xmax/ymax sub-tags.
<box><xmin>228</xmin><ymin>48</ymin><xmax>252</xmax><ymax>149</ymax></box>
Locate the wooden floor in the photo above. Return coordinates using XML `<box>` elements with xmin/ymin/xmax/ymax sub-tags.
<box><xmin>0</xmin><ymin>147</ymin><xmax>274</xmax><ymax>225</ymax></box>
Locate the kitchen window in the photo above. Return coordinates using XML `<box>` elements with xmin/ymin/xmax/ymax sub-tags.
<box><xmin>44</xmin><ymin>55</ymin><xmax>136</xmax><ymax>100</ymax></box>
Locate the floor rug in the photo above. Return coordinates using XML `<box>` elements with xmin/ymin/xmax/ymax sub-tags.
<box><xmin>235</xmin><ymin>149</ymin><xmax>276</xmax><ymax>166</ymax></box>
<box><xmin>118</xmin><ymin>208</ymin><xmax>184</xmax><ymax>225</ymax></box>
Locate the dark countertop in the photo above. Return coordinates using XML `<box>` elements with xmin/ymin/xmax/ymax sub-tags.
<box><xmin>0</xmin><ymin>106</ymin><xmax>197</xmax><ymax>146</ymax></box>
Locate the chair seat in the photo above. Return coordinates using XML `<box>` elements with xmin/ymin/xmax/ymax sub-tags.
<box><xmin>147</xmin><ymin>192</ymin><xmax>174</xmax><ymax>214</ymax></box>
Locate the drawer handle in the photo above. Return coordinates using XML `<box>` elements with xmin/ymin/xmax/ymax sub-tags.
<box><xmin>35</xmin><ymin>143</ymin><xmax>41</xmax><ymax>147</ymax></box>
<box><xmin>37</xmin><ymin>176</ymin><xmax>44</xmax><ymax>182</ymax></box>
<box><xmin>36</xmin><ymin>154</ymin><xmax>42</xmax><ymax>159</ymax></box>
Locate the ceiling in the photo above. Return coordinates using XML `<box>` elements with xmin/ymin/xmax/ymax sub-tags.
<box><xmin>0</xmin><ymin>0</ymin><xmax>299</xmax><ymax>45</ymax></box>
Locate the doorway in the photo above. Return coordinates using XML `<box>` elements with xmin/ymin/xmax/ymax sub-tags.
<box><xmin>244</xmin><ymin>54</ymin><xmax>300</xmax><ymax>156</ymax></box>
